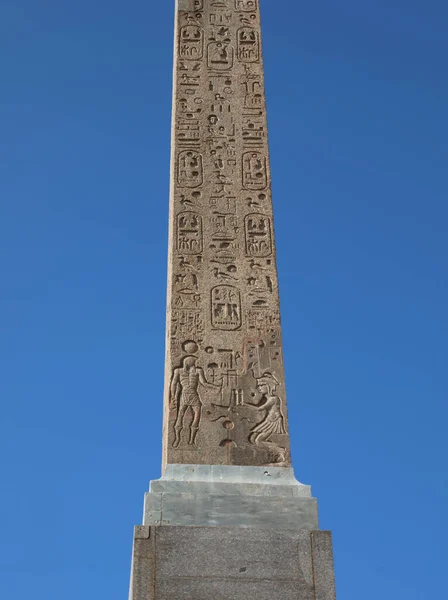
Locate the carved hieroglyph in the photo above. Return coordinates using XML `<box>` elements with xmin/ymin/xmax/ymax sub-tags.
<box><xmin>163</xmin><ymin>0</ymin><xmax>291</xmax><ymax>467</ymax></box>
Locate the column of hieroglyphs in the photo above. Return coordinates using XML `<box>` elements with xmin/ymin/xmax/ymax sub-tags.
<box><xmin>163</xmin><ymin>0</ymin><xmax>291</xmax><ymax>469</ymax></box>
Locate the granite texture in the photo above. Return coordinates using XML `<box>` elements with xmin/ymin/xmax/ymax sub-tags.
<box><xmin>312</xmin><ymin>531</ymin><xmax>337</xmax><ymax>600</ymax></box>
<box><xmin>164</xmin><ymin>0</ymin><xmax>292</xmax><ymax>469</ymax></box>
<box><xmin>128</xmin><ymin>526</ymin><xmax>336</xmax><ymax>600</ymax></box>
<box><xmin>128</xmin><ymin>526</ymin><xmax>154</xmax><ymax>600</ymax></box>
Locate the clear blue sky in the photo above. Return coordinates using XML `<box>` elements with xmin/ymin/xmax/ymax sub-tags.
<box><xmin>1</xmin><ymin>1</ymin><xmax>447</xmax><ymax>598</ymax></box>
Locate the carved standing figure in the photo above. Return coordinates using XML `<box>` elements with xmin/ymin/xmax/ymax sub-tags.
<box><xmin>248</xmin><ymin>372</ymin><xmax>286</xmax><ymax>453</ymax></box>
<box><xmin>170</xmin><ymin>355</ymin><xmax>221</xmax><ymax>448</ymax></box>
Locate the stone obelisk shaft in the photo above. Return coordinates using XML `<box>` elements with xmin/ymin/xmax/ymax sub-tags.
<box><xmin>164</xmin><ymin>0</ymin><xmax>290</xmax><ymax>468</ymax></box>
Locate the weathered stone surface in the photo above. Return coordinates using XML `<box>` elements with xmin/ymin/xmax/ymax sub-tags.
<box><xmin>143</xmin><ymin>464</ymin><xmax>318</xmax><ymax>530</ymax></box>
<box><xmin>150</xmin><ymin>465</ymin><xmax>311</xmax><ymax>498</ymax></box>
<box><xmin>128</xmin><ymin>526</ymin><xmax>336</xmax><ymax>600</ymax></box>
<box><xmin>128</xmin><ymin>526</ymin><xmax>154</xmax><ymax>600</ymax></box>
<box><xmin>145</xmin><ymin>492</ymin><xmax>318</xmax><ymax>530</ymax></box>
<box><xmin>311</xmin><ymin>531</ymin><xmax>337</xmax><ymax>600</ymax></box>
<box><xmin>154</xmin><ymin>463</ymin><xmax>313</xmax><ymax>493</ymax></box>
<box><xmin>164</xmin><ymin>0</ymin><xmax>291</xmax><ymax>468</ymax></box>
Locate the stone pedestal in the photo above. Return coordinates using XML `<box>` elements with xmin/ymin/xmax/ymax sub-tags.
<box><xmin>129</xmin><ymin>525</ymin><xmax>336</xmax><ymax>600</ymax></box>
<box><xmin>129</xmin><ymin>465</ymin><xmax>336</xmax><ymax>599</ymax></box>
<box><xmin>143</xmin><ymin>464</ymin><xmax>318</xmax><ymax>530</ymax></box>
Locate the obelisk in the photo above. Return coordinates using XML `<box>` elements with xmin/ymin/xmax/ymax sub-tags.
<box><xmin>128</xmin><ymin>2</ymin><xmax>337</xmax><ymax>598</ymax></box>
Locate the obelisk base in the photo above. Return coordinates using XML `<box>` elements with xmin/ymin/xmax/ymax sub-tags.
<box><xmin>143</xmin><ymin>465</ymin><xmax>318</xmax><ymax>530</ymax></box>
<box><xmin>129</xmin><ymin>525</ymin><xmax>336</xmax><ymax>600</ymax></box>
<box><xmin>129</xmin><ymin>466</ymin><xmax>336</xmax><ymax>599</ymax></box>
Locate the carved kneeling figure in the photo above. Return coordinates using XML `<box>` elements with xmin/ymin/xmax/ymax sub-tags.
<box><xmin>248</xmin><ymin>372</ymin><xmax>287</xmax><ymax>460</ymax></box>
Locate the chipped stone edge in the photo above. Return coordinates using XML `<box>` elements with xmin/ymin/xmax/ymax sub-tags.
<box><xmin>160</xmin><ymin>464</ymin><xmax>312</xmax><ymax>489</ymax></box>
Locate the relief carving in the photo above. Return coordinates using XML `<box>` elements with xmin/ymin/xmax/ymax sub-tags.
<box><xmin>207</xmin><ymin>42</ymin><xmax>235</xmax><ymax>71</ymax></box>
<box><xmin>237</xmin><ymin>28</ymin><xmax>260</xmax><ymax>63</ymax></box>
<box><xmin>244</xmin><ymin>213</ymin><xmax>272</xmax><ymax>257</ymax></box>
<box><xmin>245</xmin><ymin>333</ymin><xmax>283</xmax><ymax>377</ymax></box>
<box><xmin>173</xmin><ymin>290</ymin><xmax>201</xmax><ymax>310</ymax></box>
<box><xmin>211</xmin><ymin>285</ymin><xmax>242</xmax><ymax>330</ymax></box>
<box><xmin>176</xmin><ymin>211</ymin><xmax>203</xmax><ymax>254</ymax></box>
<box><xmin>170</xmin><ymin>352</ymin><xmax>222</xmax><ymax>448</ymax></box>
<box><xmin>178</xmin><ymin>150</ymin><xmax>203</xmax><ymax>187</ymax></box>
<box><xmin>210</xmin><ymin>213</ymin><xmax>239</xmax><ymax>242</ymax></box>
<box><xmin>242</xmin><ymin>151</ymin><xmax>267</xmax><ymax>190</ymax></box>
<box><xmin>171</xmin><ymin>308</ymin><xmax>204</xmax><ymax>342</ymax></box>
<box><xmin>211</xmin><ymin>92</ymin><xmax>232</xmax><ymax>114</ymax></box>
<box><xmin>178</xmin><ymin>96</ymin><xmax>203</xmax><ymax>115</ymax></box>
<box><xmin>209</xmin><ymin>75</ymin><xmax>234</xmax><ymax>95</ymax></box>
<box><xmin>177</xmin><ymin>116</ymin><xmax>200</xmax><ymax>148</ymax></box>
<box><xmin>179</xmin><ymin>72</ymin><xmax>200</xmax><ymax>90</ymax></box>
<box><xmin>242</xmin><ymin>115</ymin><xmax>265</xmax><ymax>147</ymax></box>
<box><xmin>246</xmin><ymin>308</ymin><xmax>280</xmax><ymax>334</ymax></box>
<box><xmin>243</xmin><ymin>80</ymin><xmax>263</xmax><ymax>109</ymax></box>
<box><xmin>209</xmin><ymin>26</ymin><xmax>231</xmax><ymax>43</ymax></box>
<box><xmin>179</xmin><ymin>25</ymin><xmax>204</xmax><ymax>60</ymax></box>
<box><xmin>213</xmin><ymin>264</ymin><xmax>238</xmax><ymax>282</ymax></box>
<box><xmin>209</xmin><ymin>195</ymin><xmax>237</xmax><ymax>214</ymax></box>
<box><xmin>204</xmin><ymin>345</ymin><xmax>243</xmax><ymax>388</ymax></box>
<box><xmin>169</xmin><ymin>0</ymin><xmax>290</xmax><ymax>467</ymax></box>
<box><xmin>210</xmin><ymin>13</ymin><xmax>232</xmax><ymax>25</ymax></box>
<box><xmin>207</xmin><ymin>114</ymin><xmax>236</xmax><ymax>140</ymax></box>
<box><xmin>236</xmin><ymin>0</ymin><xmax>258</xmax><ymax>10</ymax></box>
<box><xmin>248</xmin><ymin>371</ymin><xmax>287</xmax><ymax>461</ymax></box>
